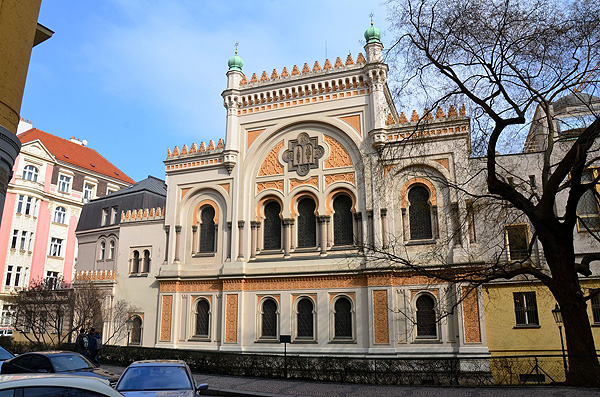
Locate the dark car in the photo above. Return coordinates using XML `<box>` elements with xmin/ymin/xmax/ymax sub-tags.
<box><xmin>0</xmin><ymin>351</ymin><xmax>119</xmax><ymax>384</ymax></box>
<box><xmin>0</xmin><ymin>346</ymin><xmax>15</xmax><ymax>370</ymax></box>
<box><xmin>115</xmin><ymin>360</ymin><xmax>208</xmax><ymax>396</ymax></box>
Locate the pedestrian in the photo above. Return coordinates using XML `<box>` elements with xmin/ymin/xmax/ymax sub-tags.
<box><xmin>93</xmin><ymin>331</ymin><xmax>102</xmax><ymax>363</ymax></box>
<box><xmin>75</xmin><ymin>328</ymin><xmax>88</xmax><ymax>355</ymax></box>
<box><xmin>86</xmin><ymin>328</ymin><xmax>97</xmax><ymax>360</ymax></box>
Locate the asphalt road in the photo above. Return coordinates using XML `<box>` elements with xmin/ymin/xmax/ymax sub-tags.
<box><xmin>102</xmin><ymin>363</ymin><xmax>600</xmax><ymax>396</ymax></box>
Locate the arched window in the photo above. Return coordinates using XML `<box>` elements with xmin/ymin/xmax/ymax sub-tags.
<box><xmin>261</xmin><ymin>298</ymin><xmax>278</xmax><ymax>338</ymax></box>
<box><xmin>198</xmin><ymin>206</ymin><xmax>216</xmax><ymax>253</ymax></box>
<box><xmin>142</xmin><ymin>250</ymin><xmax>150</xmax><ymax>273</ymax></box>
<box><xmin>416</xmin><ymin>294</ymin><xmax>437</xmax><ymax>338</ymax></box>
<box><xmin>296</xmin><ymin>298</ymin><xmax>314</xmax><ymax>338</ymax></box>
<box><xmin>333</xmin><ymin>195</ymin><xmax>353</xmax><ymax>245</ymax></box>
<box><xmin>99</xmin><ymin>242</ymin><xmax>105</xmax><ymax>260</ymax></box>
<box><xmin>108</xmin><ymin>240</ymin><xmax>115</xmax><ymax>259</ymax></box>
<box><xmin>130</xmin><ymin>316</ymin><xmax>142</xmax><ymax>345</ymax></box>
<box><xmin>22</xmin><ymin>165</ymin><xmax>38</xmax><ymax>182</ymax></box>
<box><xmin>297</xmin><ymin>197</ymin><xmax>316</xmax><ymax>248</ymax></box>
<box><xmin>131</xmin><ymin>250</ymin><xmax>140</xmax><ymax>273</ymax></box>
<box><xmin>408</xmin><ymin>185</ymin><xmax>433</xmax><ymax>240</ymax></box>
<box><xmin>195</xmin><ymin>299</ymin><xmax>210</xmax><ymax>338</ymax></box>
<box><xmin>263</xmin><ymin>201</ymin><xmax>282</xmax><ymax>250</ymax></box>
<box><xmin>54</xmin><ymin>207</ymin><xmax>66</xmax><ymax>224</ymax></box>
<box><xmin>334</xmin><ymin>296</ymin><xmax>353</xmax><ymax>338</ymax></box>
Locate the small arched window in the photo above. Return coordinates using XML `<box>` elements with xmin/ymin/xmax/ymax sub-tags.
<box><xmin>261</xmin><ymin>298</ymin><xmax>278</xmax><ymax>338</ymax></box>
<box><xmin>142</xmin><ymin>250</ymin><xmax>150</xmax><ymax>273</ymax></box>
<box><xmin>297</xmin><ymin>197</ymin><xmax>317</xmax><ymax>248</ymax></box>
<box><xmin>333</xmin><ymin>195</ymin><xmax>353</xmax><ymax>245</ymax></box>
<box><xmin>198</xmin><ymin>206</ymin><xmax>216</xmax><ymax>253</ymax></box>
<box><xmin>416</xmin><ymin>294</ymin><xmax>437</xmax><ymax>338</ymax></box>
<box><xmin>54</xmin><ymin>207</ymin><xmax>66</xmax><ymax>224</ymax></box>
<box><xmin>130</xmin><ymin>316</ymin><xmax>142</xmax><ymax>345</ymax></box>
<box><xmin>195</xmin><ymin>299</ymin><xmax>210</xmax><ymax>338</ymax></box>
<box><xmin>334</xmin><ymin>296</ymin><xmax>353</xmax><ymax>338</ymax></box>
<box><xmin>22</xmin><ymin>165</ymin><xmax>38</xmax><ymax>182</ymax></box>
<box><xmin>263</xmin><ymin>201</ymin><xmax>282</xmax><ymax>250</ymax></box>
<box><xmin>408</xmin><ymin>185</ymin><xmax>433</xmax><ymax>240</ymax></box>
<box><xmin>131</xmin><ymin>250</ymin><xmax>140</xmax><ymax>273</ymax></box>
<box><xmin>99</xmin><ymin>241</ymin><xmax>105</xmax><ymax>260</ymax></box>
<box><xmin>296</xmin><ymin>298</ymin><xmax>314</xmax><ymax>338</ymax></box>
<box><xmin>108</xmin><ymin>240</ymin><xmax>115</xmax><ymax>259</ymax></box>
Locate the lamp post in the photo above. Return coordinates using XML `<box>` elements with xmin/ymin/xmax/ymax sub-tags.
<box><xmin>126</xmin><ymin>317</ymin><xmax>134</xmax><ymax>346</ymax></box>
<box><xmin>552</xmin><ymin>303</ymin><xmax>568</xmax><ymax>379</ymax></box>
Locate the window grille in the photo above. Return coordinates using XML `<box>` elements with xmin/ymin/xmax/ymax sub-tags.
<box><xmin>408</xmin><ymin>186</ymin><xmax>433</xmax><ymax>240</ymax></box>
<box><xmin>131</xmin><ymin>317</ymin><xmax>142</xmax><ymax>344</ymax></box>
<box><xmin>297</xmin><ymin>198</ymin><xmax>316</xmax><ymax>247</ymax></box>
<box><xmin>263</xmin><ymin>201</ymin><xmax>282</xmax><ymax>250</ymax></box>
<box><xmin>199</xmin><ymin>206</ymin><xmax>216</xmax><ymax>253</ymax></box>
<box><xmin>592</xmin><ymin>296</ymin><xmax>600</xmax><ymax>325</ymax></box>
<box><xmin>577</xmin><ymin>170</ymin><xmax>600</xmax><ymax>231</ymax></box>
<box><xmin>513</xmin><ymin>292</ymin><xmax>539</xmax><ymax>326</ymax></box>
<box><xmin>334</xmin><ymin>297</ymin><xmax>352</xmax><ymax>338</ymax></box>
<box><xmin>261</xmin><ymin>299</ymin><xmax>277</xmax><ymax>338</ymax></box>
<box><xmin>416</xmin><ymin>295</ymin><xmax>437</xmax><ymax>337</ymax></box>
<box><xmin>195</xmin><ymin>300</ymin><xmax>210</xmax><ymax>337</ymax></box>
<box><xmin>333</xmin><ymin>195</ymin><xmax>354</xmax><ymax>245</ymax></box>
<box><xmin>296</xmin><ymin>298</ymin><xmax>314</xmax><ymax>338</ymax></box>
<box><xmin>505</xmin><ymin>224</ymin><xmax>529</xmax><ymax>261</ymax></box>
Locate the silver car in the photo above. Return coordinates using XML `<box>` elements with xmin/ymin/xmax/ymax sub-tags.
<box><xmin>0</xmin><ymin>373</ymin><xmax>124</xmax><ymax>396</ymax></box>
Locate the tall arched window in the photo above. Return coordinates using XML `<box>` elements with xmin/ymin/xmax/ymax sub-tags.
<box><xmin>408</xmin><ymin>185</ymin><xmax>433</xmax><ymax>240</ymax></box>
<box><xmin>334</xmin><ymin>296</ymin><xmax>353</xmax><ymax>338</ymax></box>
<box><xmin>195</xmin><ymin>299</ymin><xmax>210</xmax><ymax>338</ymax></box>
<box><xmin>131</xmin><ymin>250</ymin><xmax>140</xmax><ymax>273</ymax></box>
<box><xmin>54</xmin><ymin>207</ymin><xmax>66</xmax><ymax>224</ymax></box>
<box><xmin>199</xmin><ymin>206</ymin><xmax>216</xmax><ymax>253</ymax></box>
<box><xmin>130</xmin><ymin>316</ymin><xmax>142</xmax><ymax>345</ymax></box>
<box><xmin>263</xmin><ymin>201</ymin><xmax>282</xmax><ymax>250</ymax></box>
<box><xmin>416</xmin><ymin>294</ymin><xmax>437</xmax><ymax>338</ymax></box>
<box><xmin>142</xmin><ymin>250</ymin><xmax>150</xmax><ymax>273</ymax></box>
<box><xmin>99</xmin><ymin>242</ymin><xmax>105</xmax><ymax>260</ymax></box>
<box><xmin>296</xmin><ymin>298</ymin><xmax>314</xmax><ymax>338</ymax></box>
<box><xmin>297</xmin><ymin>198</ymin><xmax>316</xmax><ymax>248</ymax></box>
<box><xmin>333</xmin><ymin>195</ymin><xmax>353</xmax><ymax>245</ymax></box>
<box><xmin>261</xmin><ymin>298</ymin><xmax>278</xmax><ymax>338</ymax></box>
<box><xmin>108</xmin><ymin>240</ymin><xmax>115</xmax><ymax>259</ymax></box>
<box><xmin>22</xmin><ymin>165</ymin><xmax>38</xmax><ymax>182</ymax></box>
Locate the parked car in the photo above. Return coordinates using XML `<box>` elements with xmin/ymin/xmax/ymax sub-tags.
<box><xmin>115</xmin><ymin>360</ymin><xmax>208</xmax><ymax>396</ymax></box>
<box><xmin>0</xmin><ymin>328</ymin><xmax>13</xmax><ymax>337</ymax></box>
<box><xmin>0</xmin><ymin>345</ymin><xmax>15</xmax><ymax>371</ymax></box>
<box><xmin>0</xmin><ymin>351</ymin><xmax>119</xmax><ymax>384</ymax></box>
<box><xmin>0</xmin><ymin>373</ymin><xmax>124</xmax><ymax>397</ymax></box>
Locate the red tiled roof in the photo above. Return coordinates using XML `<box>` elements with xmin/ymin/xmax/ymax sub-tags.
<box><xmin>18</xmin><ymin>128</ymin><xmax>135</xmax><ymax>184</ymax></box>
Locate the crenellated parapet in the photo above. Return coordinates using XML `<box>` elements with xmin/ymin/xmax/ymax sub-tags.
<box><xmin>74</xmin><ymin>269</ymin><xmax>116</xmax><ymax>281</ymax></box>
<box><xmin>167</xmin><ymin>139</ymin><xmax>224</xmax><ymax>159</ymax></box>
<box><xmin>383</xmin><ymin>105</ymin><xmax>470</xmax><ymax>143</ymax></box>
<box><xmin>121</xmin><ymin>206</ymin><xmax>166</xmax><ymax>223</ymax></box>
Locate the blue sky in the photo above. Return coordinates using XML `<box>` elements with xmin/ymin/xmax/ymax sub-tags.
<box><xmin>21</xmin><ymin>0</ymin><xmax>391</xmax><ymax>182</ymax></box>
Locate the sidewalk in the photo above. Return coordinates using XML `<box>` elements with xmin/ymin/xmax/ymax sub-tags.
<box><xmin>102</xmin><ymin>364</ymin><xmax>600</xmax><ymax>396</ymax></box>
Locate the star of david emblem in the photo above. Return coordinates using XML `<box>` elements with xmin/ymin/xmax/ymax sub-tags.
<box><xmin>282</xmin><ymin>133</ymin><xmax>324</xmax><ymax>177</ymax></box>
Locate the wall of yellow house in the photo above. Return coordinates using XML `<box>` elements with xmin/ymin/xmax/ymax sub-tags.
<box><xmin>483</xmin><ymin>280</ymin><xmax>600</xmax><ymax>356</ymax></box>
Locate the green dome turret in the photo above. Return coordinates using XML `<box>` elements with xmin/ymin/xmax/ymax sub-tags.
<box><xmin>364</xmin><ymin>23</ymin><xmax>381</xmax><ymax>45</ymax></box>
<box><xmin>228</xmin><ymin>52</ymin><xmax>244</xmax><ymax>72</ymax></box>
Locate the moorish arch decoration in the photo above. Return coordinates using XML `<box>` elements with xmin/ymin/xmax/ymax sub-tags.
<box><xmin>282</xmin><ymin>132</ymin><xmax>325</xmax><ymax>176</ymax></box>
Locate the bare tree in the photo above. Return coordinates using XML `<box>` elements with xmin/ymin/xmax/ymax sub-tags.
<box><xmin>381</xmin><ymin>0</ymin><xmax>600</xmax><ymax>386</ymax></box>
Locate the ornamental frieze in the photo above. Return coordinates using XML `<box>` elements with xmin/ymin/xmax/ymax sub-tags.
<box><xmin>282</xmin><ymin>132</ymin><xmax>324</xmax><ymax>177</ymax></box>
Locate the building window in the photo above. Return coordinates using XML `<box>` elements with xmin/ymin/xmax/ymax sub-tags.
<box><xmin>16</xmin><ymin>195</ymin><xmax>24</xmax><ymax>214</ymax></box>
<box><xmin>198</xmin><ymin>206</ymin><xmax>216</xmax><ymax>253</ymax></box>
<box><xmin>10</xmin><ymin>230</ymin><xmax>18</xmax><ymax>249</ymax></box>
<box><xmin>58</xmin><ymin>175</ymin><xmax>71</xmax><ymax>193</ymax></box>
<box><xmin>49</xmin><ymin>238</ymin><xmax>63</xmax><ymax>257</ymax></box>
<box><xmin>333</xmin><ymin>296</ymin><xmax>353</xmax><ymax>339</ymax></box>
<box><xmin>142</xmin><ymin>250</ymin><xmax>150</xmax><ymax>273</ymax></box>
<box><xmin>14</xmin><ymin>267</ymin><xmax>22</xmax><ymax>287</ymax></box>
<box><xmin>19</xmin><ymin>231</ymin><xmax>27</xmax><ymax>251</ymax></box>
<box><xmin>195</xmin><ymin>299</ymin><xmax>210</xmax><ymax>338</ymax></box>
<box><xmin>333</xmin><ymin>194</ymin><xmax>353</xmax><ymax>246</ymax></box>
<box><xmin>45</xmin><ymin>271</ymin><xmax>59</xmax><ymax>290</ymax></box>
<box><xmin>1</xmin><ymin>306</ymin><xmax>14</xmax><ymax>327</ymax></box>
<box><xmin>263</xmin><ymin>201</ymin><xmax>282</xmax><ymax>250</ymax></box>
<box><xmin>24</xmin><ymin>196</ymin><xmax>34</xmax><ymax>216</ymax></box>
<box><xmin>5</xmin><ymin>266</ymin><xmax>13</xmax><ymax>287</ymax></box>
<box><xmin>22</xmin><ymin>165</ymin><xmax>39</xmax><ymax>182</ymax></box>
<box><xmin>101</xmin><ymin>208</ymin><xmax>109</xmax><ymax>226</ymax></box>
<box><xmin>297</xmin><ymin>197</ymin><xmax>317</xmax><ymax>248</ymax></box>
<box><xmin>577</xmin><ymin>170</ymin><xmax>600</xmax><ymax>231</ymax></box>
<box><xmin>54</xmin><ymin>206</ymin><xmax>66</xmax><ymax>224</ymax></box>
<box><xmin>408</xmin><ymin>185</ymin><xmax>433</xmax><ymax>240</ymax></box>
<box><xmin>131</xmin><ymin>250</ymin><xmax>140</xmax><ymax>273</ymax></box>
<box><xmin>296</xmin><ymin>297</ymin><xmax>314</xmax><ymax>339</ymax></box>
<box><xmin>28</xmin><ymin>233</ymin><xmax>34</xmax><ymax>252</ymax></box>
<box><xmin>99</xmin><ymin>242</ymin><xmax>105</xmax><ymax>260</ymax></box>
<box><xmin>108</xmin><ymin>240</ymin><xmax>115</xmax><ymax>260</ymax></box>
<box><xmin>130</xmin><ymin>316</ymin><xmax>142</xmax><ymax>345</ymax></box>
<box><xmin>416</xmin><ymin>294</ymin><xmax>437</xmax><ymax>338</ymax></box>
<box><xmin>514</xmin><ymin>292</ymin><xmax>539</xmax><ymax>326</ymax></box>
<box><xmin>260</xmin><ymin>298</ymin><xmax>278</xmax><ymax>339</ymax></box>
<box><xmin>505</xmin><ymin>224</ymin><xmax>530</xmax><ymax>261</ymax></box>
<box><xmin>111</xmin><ymin>206</ymin><xmax>118</xmax><ymax>224</ymax></box>
<box><xmin>83</xmin><ymin>183</ymin><xmax>95</xmax><ymax>201</ymax></box>
<box><xmin>592</xmin><ymin>296</ymin><xmax>600</xmax><ymax>325</ymax></box>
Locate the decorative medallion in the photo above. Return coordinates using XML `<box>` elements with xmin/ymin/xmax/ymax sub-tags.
<box><xmin>282</xmin><ymin>133</ymin><xmax>324</xmax><ymax>177</ymax></box>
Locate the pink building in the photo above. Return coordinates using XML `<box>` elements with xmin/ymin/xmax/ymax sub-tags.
<box><xmin>0</xmin><ymin>124</ymin><xmax>134</xmax><ymax>326</ymax></box>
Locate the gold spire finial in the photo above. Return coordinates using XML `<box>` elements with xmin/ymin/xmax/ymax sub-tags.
<box><xmin>234</xmin><ymin>41</ymin><xmax>239</xmax><ymax>54</ymax></box>
<box><xmin>369</xmin><ymin>12</ymin><xmax>374</xmax><ymax>26</ymax></box>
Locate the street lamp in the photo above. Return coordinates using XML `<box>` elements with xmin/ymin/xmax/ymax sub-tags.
<box><xmin>552</xmin><ymin>303</ymin><xmax>568</xmax><ymax>379</ymax></box>
<box><xmin>126</xmin><ymin>317</ymin><xmax>134</xmax><ymax>346</ymax></box>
